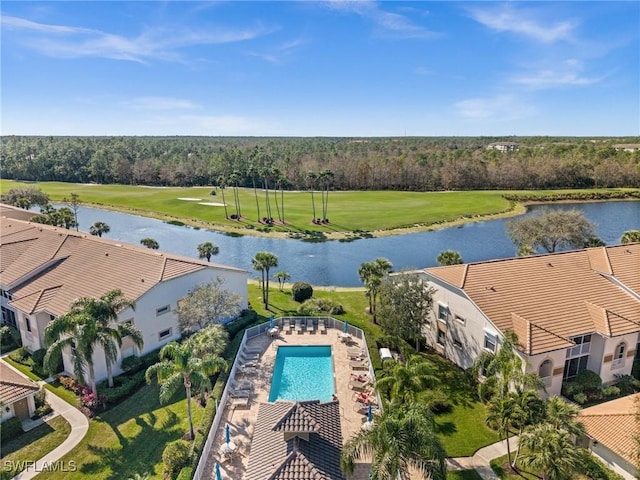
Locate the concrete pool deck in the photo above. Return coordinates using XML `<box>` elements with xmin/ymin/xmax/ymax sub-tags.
<box><xmin>201</xmin><ymin>326</ymin><xmax>373</xmax><ymax>480</ymax></box>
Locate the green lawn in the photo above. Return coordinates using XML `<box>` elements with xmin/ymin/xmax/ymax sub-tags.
<box><xmin>447</xmin><ymin>470</ymin><xmax>483</xmax><ymax>480</ymax></box>
<box><xmin>36</xmin><ymin>384</ymin><xmax>203</xmax><ymax>480</ymax></box>
<box><xmin>44</xmin><ymin>380</ymin><xmax>80</xmax><ymax>407</ymax></box>
<box><xmin>1</xmin><ymin>416</ymin><xmax>71</xmax><ymax>477</ymax></box>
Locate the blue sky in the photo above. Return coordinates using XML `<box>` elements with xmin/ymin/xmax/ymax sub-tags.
<box><xmin>2</xmin><ymin>1</ymin><xmax>638</xmax><ymax>137</ymax></box>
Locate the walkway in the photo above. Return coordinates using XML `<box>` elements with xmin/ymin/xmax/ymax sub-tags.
<box><xmin>447</xmin><ymin>437</ymin><xmax>519</xmax><ymax>480</ymax></box>
<box><xmin>1</xmin><ymin>360</ymin><xmax>89</xmax><ymax>480</ymax></box>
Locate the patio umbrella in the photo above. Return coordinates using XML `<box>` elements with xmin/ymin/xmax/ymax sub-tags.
<box><xmin>269</xmin><ymin>315</ymin><xmax>274</xmax><ymax>329</ymax></box>
<box><xmin>367</xmin><ymin>404</ymin><xmax>373</xmax><ymax>423</ymax></box>
<box><xmin>215</xmin><ymin>463</ymin><xmax>223</xmax><ymax>480</ymax></box>
<box><xmin>225</xmin><ymin>423</ymin><xmax>231</xmax><ymax>445</ymax></box>
<box><xmin>343</xmin><ymin>320</ymin><xmax>348</xmax><ymax>333</ymax></box>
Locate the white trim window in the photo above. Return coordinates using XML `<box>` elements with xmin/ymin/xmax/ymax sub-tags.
<box><xmin>612</xmin><ymin>342</ymin><xmax>626</xmax><ymax>369</ymax></box>
<box><xmin>564</xmin><ymin>334</ymin><xmax>592</xmax><ymax>380</ymax></box>
<box><xmin>539</xmin><ymin>359</ymin><xmax>553</xmax><ymax>386</ymax></box>
<box><xmin>455</xmin><ymin>315</ymin><xmax>466</xmax><ymax>326</ymax></box>
<box><xmin>437</xmin><ymin>304</ymin><xmax>449</xmax><ymax>323</ymax></box>
<box><xmin>158</xmin><ymin>328</ymin><xmax>173</xmax><ymax>341</ymax></box>
<box><xmin>483</xmin><ymin>332</ymin><xmax>497</xmax><ymax>353</ymax></box>
<box><xmin>156</xmin><ymin>305</ymin><xmax>170</xmax><ymax>316</ymax></box>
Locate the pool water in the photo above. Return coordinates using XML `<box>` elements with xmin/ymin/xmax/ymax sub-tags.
<box><xmin>269</xmin><ymin>345</ymin><xmax>334</xmax><ymax>402</ymax></box>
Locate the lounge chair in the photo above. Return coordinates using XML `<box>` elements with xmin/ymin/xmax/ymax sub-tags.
<box><xmin>229</xmin><ymin>389</ymin><xmax>251</xmax><ymax>398</ymax></box>
<box><xmin>349</xmin><ymin>379</ymin><xmax>371</xmax><ymax>391</ymax></box>
<box><xmin>238</xmin><ymin>364</ymin><xmax>257</xmax><ymax>375</ymax></box>
<box><xmin>295</xmin><ymin>318</ymin><xmax>303</xmax><ymax>334</ymax></box>
<box><xmin>306</xmin><ymin>318</ymin><xmax>315</xmax><ymax>333</ymax></box>
<box><xmin>283</xmin><ymin>318</ymin><xmax>292</xmax><ymax>334</ymax></box>
<box><xmin>240</xmin><ymin>353</ymin><xmax>260</xmax><ymax>363</ymax></box>
<box><xmin>350</xmin><ymin>359</ymin><xmax>369</xmax><ymax>370</ymax></box>
<box><xmin>318</xmin><ymin>318</ymin><xmax>327</xmax><ymax>334</ymax></box>
<box><xmin>229</xmin><ymin>396</ymin><xmax>250</xmax><ymax>409</ymax></box>
<box><xmin>243</xmin><ymin>346</ymin><xmax>262</xmax><ymax>355</ymax></box>
<box><xmin>233</xmin><ymin>380</ymin><xmax>253</xmax><ymax>391</ymax></box>
<box><xmin>347</xmin><ymin>347</ymin><xmax>365</xmax><ymax>356</ymax></box>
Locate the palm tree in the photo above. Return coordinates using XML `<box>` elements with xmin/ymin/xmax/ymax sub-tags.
<box><xmin>486</xmin><ymin>393</ymin><xmax>518</xmax><ymax>467</ymax></box>
<box><xmin>140</xmin><ymin>238</ymin><xmax>159</xmax><ymax>249</ymax></box>
<box><xmin>621</xmin><ymin>230</ymin><xmax>640</xmax><ymax>244</ymax></box>
<box><xmin>319</xmin><ymin>169</ymin><xmax>334</xmax><ymax>222</ymax></box>
<box><xmin>341</xmin><ymin>402</ymin><xmax>446</xmax><ymax>480</ymax></box>
<box><xmin>64</xmin><ymin>289</ymin><xmax>143</xmax><ymax>388</ymax></box>
<box><xmin>274</xmin><ymin>271</ymin><xmax>290</xmax><ymax>291</ymax></box>
<box><xmin>217</xmin><ymin>175</ymin><xmax>229</xmax><ymax>219</ymax></box>
<box><xmin>229</xmin><ymin>171</ymin><xmax>242</xmax><ymax>219</ymax></box>
<box><xmin>544</xmin><ymin>396</ymin><xmax>585</xmax><ymax>437</ymax></box>
<box><xmin>510</xmin><ymin>388</ymin><xmax>546</xmax><ymax>466</ymax></box>
<box><xmin>519</xmin><ymin>423</ymin><xmax>582</xmax><ymax>480</ymax></box>
<box><xmin>261</xmin><ymin>167</ymin><xmax>273</xmax><ymax>222</ymax></box>
<box><xmin>252</xmin><ymin>251</ymin><xmax>278</xmax><ymax>307</ymax></box>
<box><xmin>197</xmin><ymin>241</ymin><xmax>219</xmax><ymax>262</ymax></box>
<box><xmin>436</xmin><ymin>250</ymin><xmax>463</xmax><ymax>266</ymax></box>
<box><xmin>307</xmin><ymin>171</ymin><xmax>318</xmax><ymax>222</ymax></box>
<box><xmin>376</xmin><ymin>356</ymin><xmax>438</xmax><ymax>404</ymax></box>
<box><xmin>89</xmin><ymin>221</ymin><xmax>110</xmax><ymax>237</ymax></box>
<box><xmin>145</xmin><ymin>339</ymin><xmax>227</xmax><ymax>440</ymax></box>
<box><xmin>358</xmin><ymin>258</ymin><xmax>393</xmax><ymax>322</ymax></box>
<box><xmin>248</xmin><ymin>162</ymin><xmax>261</xmax><ymax>222</ymax></box>
<box><xmin>271</xmin><ymin>167</ymin><xmax>283</xmax><ymax>223</ymax></box>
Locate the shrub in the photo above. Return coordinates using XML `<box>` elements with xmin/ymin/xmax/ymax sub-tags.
<box><xmin>0</xmin><ymin>416</ymin><xmax>23</xmax><ymax>442</ymax></box>
<box><xmin>34</xmin><ymin>387</ymin><xmax>47</xmax><ymax>408</ymax></box>
<box><xmin>34</xmin><ymin>403</ymin><xmax>53</xmax><ymax>418</ymax></box>
<box><xmin>578</xmin><ymin>448</ymin><xmax>625</xmax><ymax>480</ymax></box>
<box><xmin>575</xmin><ymin>369</ymin><xmax>603</xmax><ymax>393</ymax></box>
<box><xmin>163</xmin><ymin>440</ymin><xmax>191</xmax><ymax>479</ymax></box>
<box><xmin>614</xmin><ymin>374</ymin><xmax>640</xmax><ymax>395</ymax></box>
<box><xmin>176</xmin><ymin>467</ymin><xmax>194</xmax><ymax>480</ymax></box>
<box><xmin>99</xmin><ymin>370</ymin><xmax>146</xmax><ymax>404</ymax></box>
<box><xmin>58</xmin><ymin>375</ymin><xmax>82</xmax><ymax>394</ymax></box>
<box><xmin>9</xmin><ymin>347</ymin><xmax>31</xmax><ymax>364</ymax></box>
<box><xmin>291</xmin><ymin>282</ymin><xmax>313</xmax><ymax>302</ymax></box>
<box><xmin>573</xmin><ymin>392</ymin><xmax>588</xmax><ymax>404</ymax></box>
<box><xmin>602</xmin><ymin>385</ymin><xmax>621</xmax><ymax>398</ymax></box>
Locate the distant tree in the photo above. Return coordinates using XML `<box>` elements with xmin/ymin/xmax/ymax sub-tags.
<box><xmin>196</xmin><ymin>242</ymin><xmax>219</xmax><ymax>262</ymax></box>
<box><xmin>436</xmin><ymin>250</ymin><xmax>463</xmax><ymax>266</ymax></box>
<box><xmin>248</xmin><ymin>162</ymin><xmax>261</xmax><ymax>222</ymax></box>
<box><xmin>252</xmin><ymin>252</ymin><xmax>278</xmax><ymax>307</ymax></box>
<box><xmin>175</xmin><ymin>278</ymin><xmax>242</xmax><ymax>334</ymax></box>
<box><xmin>506</xmin><ymin>209</ymin><xmax>596</xmax><ymax>254</ymax></box>
<box><xmin>217</xmin><ymin>175</ymin><xmax>229</xmax><ymax>219</ymax></box>
<box><xmin>377</xmin><ymin>273</ymin><xmax>435</xmax><ymax>350</ymax></box>
<box><xmin>140</xmin><ymin>238</ymin><xmax>159</xmax><ymax>249</ymax></box>
<box><xmin>89</xmin><ymin>221</ymin><xmax>110</xmax><ymax>237</ymax></box>
<box><xmin>319</xmin><ymin>169</ymin><xmax>334</xmax><ymax>222</ymax></box>
<box><xmin>31</xmin><ymin>205</ymin><xmax>77</xmax><ymax>229</ymax></box>
<box><xmin>307</xmin><ymin>171</ymin><xmax>318</xmax><ymax>222</ymax></box>
<box><xmin>0</xmin><ymin>187</ymin><xmax>49</xmax><ymax>209</ymax></box>
<box><xmin>63</xmin><ymin>192</ymin><xmax>81</xmax><ymax>231</ymax></box>
<box><xmin>621</xmin><ymin>230</ymin><xmax>640</xmax><ymax>244</ymax></box>
<box><xmin>583</xmin><ymin>236</ymin><xmax>606</xmax><ymax>248</ymax></box>
<box><xmin>358</xmin><ymin>258</ymin><xmax>393</xmax><ymax>323</ymax></box>
<box><xmin>274</xmin><ymin>271</ymin><xmax>291</xmax><ymax>291</ymax></box>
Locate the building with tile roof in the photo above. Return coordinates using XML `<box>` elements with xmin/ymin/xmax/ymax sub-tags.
<box><xmin>0</xmin><ymin>361</ymin><xmax>40</xmax><ymax>422</ymax></box>
<box><xmin>245</xmin><ymin>400</ymin><xmax>344</xmax><ymax>480</ymax></box>
<box><xmin>579</xmin><ymin>393</ymin><xmax>639</xmax><ymax>479</ymax></box>
<box><xmin>414</xmin><ymin>244</ymin><xmax>640</xmax><ymax>396</ymax></box>
<box><xmin>0</xmin><ymin>205</ymin><xmax>248</xmax><ymax>384</ymax></box>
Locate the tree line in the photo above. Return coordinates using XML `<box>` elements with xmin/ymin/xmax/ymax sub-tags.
<box><xmin>1</xmin><ymin>135</ymin><xmax>639</xmax><ymax>191</ymax></box>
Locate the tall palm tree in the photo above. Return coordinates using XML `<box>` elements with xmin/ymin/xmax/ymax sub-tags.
<box><xmin>486</xmin><ymin>393</ymin><xmax>518</xmax><ymax>467</ymax></box>
<box><xmin>519</xmin><ymin>423</ymin><xmax>582</xmax><ymax>480</ymax></box>
<box><xmin>145</xmin><ymin>339</ymin><xmax>227</xmax><ymax>440</ymax></box>
<box><xmin>271</xmin><ymin>167</ymin><xmax>283</xmax><ymax>223</ymax></box>
<box><xmin>252</xmin><ymin>251</ymin><xmax>278</xmax><ymax>307</ymax></box>
<box><xmin>307</xmin><ymin>171</ymin><xmax>318</xmax><ymax>222</ymax></box>
<box><xmin>197</xmin><ymin>241</ymin><xmax>219</xmax><ymax>262</ymax></box>
<box><xmin>89</xmin><ymin>221</ymin><xmax>110</xmax><ymax>237</ymax></box>
<box><xmin>544</xmin><ymin>396</ymin><xmax>585</xmax><ymax>437</ymax></box>
<box><xmin>510</xmin><ymin>388</ymin><xmax>546</xmax><ymax>466</ymax></box>
<box><xmin>319</xmin><ymin>169</ymin><xmax>334</xmax><ymax>222</ymax></box>
<box><xmin>274</xmin><ymin>271</ymin><xmax>291</xmax><ymax>291</ymax></box>
<box><xmin>229</xmin><ymin>171</ymin><xmax>242</xmax><ymax>219</ymax></box>
<box><xmin>217</xmin><ymin>175</ymin><xmax>229</xmax><ymax>219</ymax></box>
<box><xmin>436</xmin><ymin>250</ymin><xmax>463</xmax><ymax>266</ymax></box>
<box><xmin>341</xmin><ymin>402</ymin><xmax>446</xmax><ymax>480</ymax></box>
<box><xmin>358</xmin><ymin>258</ymin><xmax>393</xmax><ymax>322</ymax></box>
<box><xmin>376</xmin><ymin>356</ymin><xmax>438</xmax><ymax>404</ymax></box>
<box><xmin>248</xmin><ymin>162</ymin><xmax>261</xmax><ymax>222</ymax></box>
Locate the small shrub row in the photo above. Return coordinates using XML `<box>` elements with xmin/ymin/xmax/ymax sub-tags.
<box><xmin>8</xmin><ymin>346</ymin><xmax>31</xmax><ymax>365</ymax></box>
<box><xmin>98</xmin><ymin>370</ymin><xmax>147</xmax><ymax>404</ymax></box>
<box><xmin>578</xmin><ymin>449</ymin><xmax>625</xmax><ymax>480</ymax></box>
<box><xmin>563</xmin><ymin>369</ymin><xmax>640</xmax><ymax>404</ymax></box>
<box><xmin>120</xmin><ymin>349</ymin><xmax>161</xmax><ymax>374</ymax></box>
<box><xmin>163</xmin><ymin>439</ymin><xmax>192</xmax><ymax>479</ymax></box>
<box><xmin>296</xmin><ymin>298</ymin><xmax>344</xmax><ymax>316</ymax></box>
<box><xmin>502</xmin><ymin>190</ymin><xmax>640</xmax><ymax>203</ymax></box>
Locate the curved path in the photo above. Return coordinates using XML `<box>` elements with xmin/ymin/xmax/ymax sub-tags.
<box><xmin>2</xmin><ymin>361</ymin><xmax>89</xmax><ymax>480</ymax></box>
<box><xmin>447</xmin><ymin>437</ymin><xmax>519</xmax><ymax>480</ymax></box>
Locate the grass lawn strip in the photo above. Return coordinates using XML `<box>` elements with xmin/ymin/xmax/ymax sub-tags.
<box><xmin>1</xmin><ymin>416</ymin><xmax>71</xmax><ymax>477</ymax></box>
<box><xmin>447</xmin><ymin>470</ymin><xmax>484</xmax><ymax>480</ymax></box>
<box><xmin>35</xmin><ymin>385</ymin><xmax>203</xmax><ymax>480</ymax></box>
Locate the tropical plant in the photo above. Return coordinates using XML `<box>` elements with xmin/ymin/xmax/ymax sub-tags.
<box><xmin>274</xmin><ymin>271</ymin><xmax>291</xmax><ymax>291</ymax></box>
<box><xmin>188</xmin><ymin>324</ymin><xmax>229</xmax><ymax>358</ymax></box>
<box><xmin>519</xmin><ymin>423</ymin><xmax>583</xmax><ymax>480</ymax></box>
<box><xmin>140</xmin><ymin>237</ymin><xmax>159</xmax><ymax>249</ymax></box>
<box><xmin>544</xmin><ymin>396</ymin><xmax>585</xmax><ymax>437</ymax></box>
<box><xmin>436</xmin><ymin>250</ymin><xmax>463</xmax><ymax>266</ymax></box>
<box><xmin>307</xmin><ymin>171</ymin><xmax>318</xmax><ymax>221</ymax></box>
<box><xmin>89</xmin><ymin>221</ymin><xmax>111</xmax><ymax>237</ymax></box>
<box><xmin>319</xmin><ymin>168</ymin><xmax>334</xmax><ymax>222</ymax></box>
<box><xmin>583</xmin><ymin>236</ymin><xmax>606</xmax><ymax>247</ymax></box>
<box><xmin>145</xmin><ymin>339</ymin><xmax>227</xmax><ymax>440</ymax></box>
<box><xmin>252</xmin><ymin>251</ymin><xmax>278</xmax><ymax>307</ymax></box>
<box><xmin>621</xmin><ymin>230</ymin><xmax>640</xmax><ymax>244</ymax></box>
<box><xmin>341</xmin><ymin>402</ymin><xmax>446</xmax><ymax>480</ymax></box>
<box><xmin>217</xmin><ymin>175</ymin><xmax>229</xmax><ymax>219</ymax></box>
<box><xmin>196</xmin><ymin>241</ymin><xmax>219</xmax><ymax>262</ymax></box>
<box><xmin>174</xmin><ymin>278</ymin><xmax>241</xmax><ymax>334</ymax></box>
<box><xmin>376</xmin><ymin>356</ymin><xmax>439</xmax><ymax>404</ymax></box>
<box><xmin>486</xmin><ymin>393</ymin><xmax>518</xmax><ymax>467</ymax></box>
<box><xmin>358</xmin><ymin>258</ymin><xmax>393</xmax><ymax>323</ymax></box>
<box><xmin>510</xmin><ymin>388</ymin><xmax>546</xmax><ymax>465</ymax></box>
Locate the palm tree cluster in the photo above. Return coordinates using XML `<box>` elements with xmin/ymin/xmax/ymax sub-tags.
<box><xmin>44</xmin><ymin>290</ymin><xmax>144</xmax><ymax>396</ymax></box>
<box><xmin>307</xmin><ymin>169</ymin><xmax>334</xmax><ymax>224</ymax></box>
<box><xmin>252</xmin><ymin>251</ymin><xmax>278</xmax><ymax>307</ymax></box>
<box><xmin>358</xmin><ymin>258</ymin><xmax>393</xmax><ymax>322</ymax></box>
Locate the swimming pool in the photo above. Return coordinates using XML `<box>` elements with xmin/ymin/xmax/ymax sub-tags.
<box><xmin>268</xmin><ymin>345</ymin><xmax>334</xmax><ymax>402</ymax></box>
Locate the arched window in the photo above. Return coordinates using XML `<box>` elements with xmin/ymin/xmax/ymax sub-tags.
<box><xmin>539</xmin><ymin>359</ymin><xmax>553</xmax><ymax>379</ymax></box>
<box><xmin>613</xmin><ymin>342</ymin><xmax>626</xmax><ymax>368</ymax></box>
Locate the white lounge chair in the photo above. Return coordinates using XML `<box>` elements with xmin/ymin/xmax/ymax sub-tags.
<box><xmin>350</xmin><ymin>359</ymin><xmax>369</xmax><ymax>370</ymax></box>
<box><xmin>229</xmin><ymin>389</ymin><xmax>251</xmax><ymax>398</ymax></box>
<box><xmin>244</xmin><ymin>346</ymin><xmax>262</xmax><ymax>355</ymax></box>
<box><xmin>229</xmin><ymin>396</ymin><xmax>250</xmax><ymax>409</ymax></box>
<box><xmin>233</xmin><ymin>380</ymin><xmax>253</xmax><ymax>391</ymax></box>
<box><xmin>240</xmin><ymin>353</ymin><xmax>260</xmax><ymax>363</ymax></box>
<box><xmin>295</xmin><ymin>318</ymin><xmax>303</xmax><ymax>334</ymax></box>
<box><xmin>318</xmin><ymin>318</ymin><xmax>327</xmax><ymax>334</ymax></box>
<box><xmin>283</xmin><ymin>318</ymin><xmax>292</xmax><ymax>334</ymax></box>
<box><xmin>306</xmin><ymin>318</ymin><xmax>315</xmax><ymax>333</ymax></box>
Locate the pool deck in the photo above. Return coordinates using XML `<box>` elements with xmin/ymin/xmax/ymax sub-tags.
<box><xmin>202</xmin><ymin>326</ymin><xmax>373</xmax><ymax>480</ymax></box>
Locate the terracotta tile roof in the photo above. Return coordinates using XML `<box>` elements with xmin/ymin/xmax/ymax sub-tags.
<box><xmin>0</xmin><ymin>216</ymin><xmax>246</xmax><ymax>316</ymax></box>
<box><xmin>245</xmin><ymin>400</ymin><xmax>344</xmax><ymax>480</ymax></box>
<box><xmin>0</xmin><ymin>362</ymin><xmax>40</xmax><ymax>404</ymax></box>
<box><xmin>0</xmin><ymin>204</ymin><xmax>37</xmax><ymax>222</ymax></box>
<box><xmin>424</xmin><ymin>245</ymin><xmax>640</xmax><ymax>355</ymax></box>
<box><xmin>579</xmin><ymin>393</ymin><xmax>640</xmax><ymax>465</ymax></box>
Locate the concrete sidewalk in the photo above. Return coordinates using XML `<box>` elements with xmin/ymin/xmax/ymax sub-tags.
<box><xmin>1</xmin><ymin>360</ymin><xmax>89</xmax><ymax>480</ymax></box>
<box><xmin>447</xmin><ymin>436</ymin><xmax>519</xmax><ymax>480</ymax></box>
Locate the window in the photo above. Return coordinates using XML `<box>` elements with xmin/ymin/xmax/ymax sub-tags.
<box><xmin>437</xmin><ymin>328</ymin><xmax>446</xmax><ymax>347</ymax></box>
<box><xmin>455</xmin><ymin>315</ymin><xmax>465</xmax><ymax>326</ymax></box>
<box><xmin>483</xmin><ymin>333</ymin><xmax>497</xmax><ymax>352</ymax></box>
<box><xmin>156</xmin><ymin>305</ymin><xmax>170</xmax><ymax>316</ymax></box>
<box><xmin>25</xmin><ymin>317</ymin><xmax>32</xmax><ymax>333</ymax></box>
<box><xmin>0</xmin><ymin>290</ymin><xmax>12</xmax><ymax>300</ymax></box>
<box><xmin>453</xmin><ymin>337</ymin><xmax>463</xmax><ymax>349</ymax></box>
<box><xmin>1</xmin><ymin>306</ymin><xmax>16</xmax><ymax>327</ymax></box>
<box><xmin>437</xmin><ymin>304</ymin><xmax>449</xmax><ymax>323</ymax></box>
<box><xmin>158</xmin><ymin>328</ymin><xmax>172</xmax><ymax>340</ymax></box>
<box><xmin>564</xmin><ymin>334</ymin><xmax>592</xmax><ymax>380</ymax></box>
<box><xmin>613</xmin><ymin>342</ymin><xmax>626</xmax><ymax>368</ymax></box>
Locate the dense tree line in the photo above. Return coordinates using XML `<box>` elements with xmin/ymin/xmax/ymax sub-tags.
<box><xmin>1</xmin><ymin>135</ymin><xmax>639</xmax><ymax>191</ymax></box>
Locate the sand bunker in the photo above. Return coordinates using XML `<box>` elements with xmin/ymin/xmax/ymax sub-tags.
<box><xmin>177</xmin><ymin>197</ymin><xmax>202</xmax><ymax>201</ymax></box>
<box><xmin>198</xmin><ymin>202</ymin><xmax>226</xmax><ymax>207</ymax></box>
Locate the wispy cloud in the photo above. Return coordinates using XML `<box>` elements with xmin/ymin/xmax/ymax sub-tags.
<box><xmin>1</xmin><ymin>14</ymin><xmax>273</xmax><ymax>63</ymax></box>
<box><xmin>247</xmin><ymin>37</ymin><xmax>305</xmax><ymax>64</ymax></box>
<box><xmin>510</xmin><ymin>59</ymin><xmax>604</xmax><ymax>89</ymax></box>
<box><xmin>124</xmin><ymin>97</ymin><xmax>200</xmax><ymax>111</ymax></box>
<box><xmin>454</xmin><ymin>94</ymin><xmax>535</xmax><ymax>120</ymax></box>
<box><xmin>327</xmin><ymin>1</ymin><xmax>438</xmax><ymax>39</ymax></box>
<box><xmin>467</xmin><ymin>4</ymin><xmax>577</xmax><ymax>43</ymax></box>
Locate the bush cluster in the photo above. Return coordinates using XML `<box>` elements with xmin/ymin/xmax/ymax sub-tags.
<box><xmin>163</xmin><ymin>440</ymin><xmax>192</xmax><ymax>479</ymax></box>
<box><xmin>0</xmin><ymin>324</ymin><xmax>21</xmax><ymax>352</ymax></box>
<box><xmin>291</xmin><ymin>282</ymin><xmax>313</xmax><ymax>302</ymax></box>
<box><xmin>502</xmin><ymin>191</ymin><xmax>640</xmax><ymax>202</ymax></box>
<box><xmin>98</xmin><ymin>370</ymin><xmax>147</xmax><ymax>404</ymax></box>
<box><xmin>296</xmin><ymin>298</ymin><xmax>344</xmax><ymax>315</ymax></box>
<box><xmin>562</xmin><ymin>369</ymin><xmax>639</xmax><ymax>404</ymax></box>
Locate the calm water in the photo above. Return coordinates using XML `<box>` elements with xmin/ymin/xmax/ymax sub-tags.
<box><xmin>55</xmin><ymin>200</ymin><xmax>639</xmax><ymax>287</ymax></box>
<box><xmin>268</xmin><ymin>346</ymin><xmax>334</xmax><ymax>402</ymax></box>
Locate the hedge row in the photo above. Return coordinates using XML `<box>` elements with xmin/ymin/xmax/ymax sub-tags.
<box><xmin>502</xmin><ymin>190</ymin><xmax>640</xmax><ymax>202</ymax></box>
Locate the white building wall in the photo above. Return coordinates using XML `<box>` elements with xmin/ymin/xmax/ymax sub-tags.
<box><xmin>589</xmin><ymin>439</ymin><xmax>637</xmax><ymax>480</ymax></box>
<box><xmin>526</xmin><ymin>349</ymin><xmax>567</xmax><ymax>397</ymax></box>
<box><xmin>600</xmin><ymin>333</ymin><xmax>638</xmax><ymax>384</ymax></box>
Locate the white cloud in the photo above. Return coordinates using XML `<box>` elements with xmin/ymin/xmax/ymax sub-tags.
<box><xmin>247</xmin><ymin>37</ymin><xmax>305</xmax><ymax>64</ymax></box>
<box><xmin>467</xmin><ymin>5</ymin><xmax>576</xmax><ymax>43</ymax></box>
<box><xmin>510</xmin><ymin>59</ymin><xmax>604</xmax><ymax>89</ymax></box>
<box><xmin>124</xmin><ymin>97</ymin><xmax>200</xmax><ymax>111</ymax></box>
<box><xmin>1</xmin><ymin>15</ymin><xmax>273</xmax><ymax>63</ymax></box>
<box><xmin>454</xmin><ymin>94</ymin><xmax>535</xmax><ymax>120</ymax></box>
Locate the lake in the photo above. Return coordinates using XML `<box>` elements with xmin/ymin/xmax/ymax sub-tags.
<box><xmin>55</xmin><ymin>201</ymin><xmax>639</xmax><ymax>287</ymax></box>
